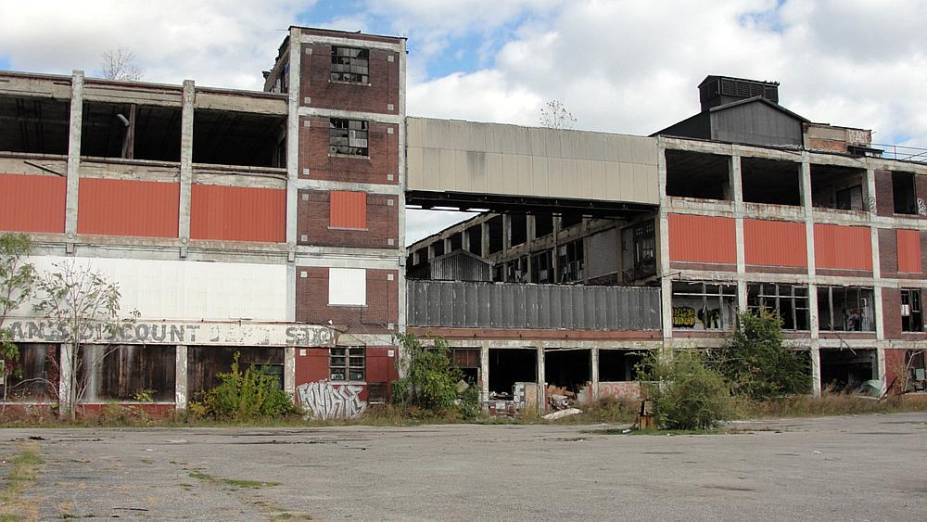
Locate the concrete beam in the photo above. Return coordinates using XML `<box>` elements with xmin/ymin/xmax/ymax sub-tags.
<box><xmin>64</xmin><ymin>70</ymin><xmax>84</xmax><ymax>246</ymax></box>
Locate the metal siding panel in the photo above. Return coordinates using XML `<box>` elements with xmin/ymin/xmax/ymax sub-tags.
<box><xmin>595</xmin><ymin>287</ymin><xmax>607</xmax><ymax>329</ymax></box>
<box><xmin>0</xmin><ymin>173</ymin><xmax>67</xmax><ymax>233</ymax></box>
<box><xmin>744</xmin><ymin>219</ymin><xmax>807</xmax><ymax>267</ymax></box>
<box><xmin>571</xmin><ymin>286</ymin><xmax>584</xmax><ymax>329</ymax></box>
<box><xmin>897</xmin><ymin>229</ymin><xmax>922</xmax><ymax>273</ymax></box>
<box><xmin>814</xmin><ymin>224</ymin><xmax>872</xmax><ymax>271</ymax></box>
<box><xmin>618</xmin><ymin>288</ymin><xmax>631</xmax><ymax>329</ymax></box>
<box><xmin>668</xmin><ymin>213</ymin><xmax>736</xmax><ymax>264</ymax></box>
<box><xmin>77</xmin><ymin>178</ymin><xmax>179</xmax><ymax>238</ymax></box>
<box><xmin>191</xmin><ymin>184</ymin><xmax>285</xmax><ymax>242</ymax></box>
<box><xmin>330</xmin><ymin>191</ymin><xmax>366</xmax><ymax>229</ymax></box>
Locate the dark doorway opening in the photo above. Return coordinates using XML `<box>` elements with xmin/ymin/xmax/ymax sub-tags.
<box><xmin>488</xmin><ymin>349</ymin><xmax>536</xmax><ymax>395</ymax></box>
<box><xmin>820</xmin><ymin>348</ymin><xmax>877</xmax><ymax>392</ymax></box>
<box><xmin>599</xmin><ymin>350</ymin><xmax>643</xmax><ymax>381</ymax></box>
<box><xmin>545</xmin><ymin>349</ymin><xmax>590</xmax><ymax>393</ymax></box>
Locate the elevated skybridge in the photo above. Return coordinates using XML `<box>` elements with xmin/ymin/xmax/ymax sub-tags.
<box><xmin>405</xmin><ymin>117</ymin><xmax>660</xmax><ymax>217</ymax></box>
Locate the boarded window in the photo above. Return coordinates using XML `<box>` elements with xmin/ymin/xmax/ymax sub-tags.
<box><xmin>329</xmin><ymin>268</ymin><xmax>366</xmax><ymax>306</ymax></box>
<box><xmin>1</xmin><ymin>344</ymin><xmax>59</xmax><ymax>402</ymax></box>
<box><xmin>78</xmin><ymin>345</ymin><xmax>175</xmax><ymax>402</ymax></box>
<box><xmin>897</xmin><ymin>229</ymin><xmax>922</xmax><ymax>273</ymax></box>
<box><xmin>187</xmin><ymin>346</ymin><xmax>284</xmax><ymax>398</ymax></box>
<box><xmin>330</xmin><ymin>191</ymin><xmax>367</xmax><ymax>229</ymax></box>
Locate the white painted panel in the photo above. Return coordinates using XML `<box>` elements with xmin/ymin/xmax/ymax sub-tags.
<box><xmin>22</xmin><ymin>256</ymin><xmax>287</xmax><ymax>321</ymax></box>
<box><xmin>328</xmin><ymin>268</ymin><xmax>366</xmax><ymax>306</ymax></box>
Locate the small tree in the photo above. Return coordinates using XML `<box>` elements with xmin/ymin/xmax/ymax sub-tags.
<box><xmin>100</xmin><ymin>48</ymin><xmax>143</xmax><ymax>81</ymax></box>
<box><xmin>638</xmin><ymin>350</ymin><xmax>730</xmax><ymax>430</ymax></box>
<box><xmin>539</xmin><ymin>99</ymin><xmax>577</xmax><ymax>130</ymax></box>
<box><xmin>392</xmin><ymin>334</ymin><xmax>464</xmax><ymax>413</ymax></box>
<box><xmin>198</xmin><ymin>353</ymin><xmax>295</xmax><ymax>420</ymax></box>
<box><xmin>713</xmin><ymin>311</ymin><xmax>811</xmax><ymax>400</ymax></box>
<box><xmin>33</xmin><ymin>261</ymin><xmax>135</xmax><ymax>419</ymax></box>
<box><xmin>0</xmin><ymin>234</ymin><xmax>36</xmax><ymax>404</ymax></box>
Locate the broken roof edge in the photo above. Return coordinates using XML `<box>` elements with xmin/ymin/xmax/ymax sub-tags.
<box><xmin>407</xmin><ymin>211</ymin><xmax>490</xmax><ymax>251</ymax></box>
<box><xmin>290</xmin><ymin>25</ymin><xmax>407</xmax><ymax>41</ymax></box>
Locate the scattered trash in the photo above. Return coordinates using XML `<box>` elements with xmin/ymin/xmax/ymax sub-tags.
<box><xmin>622</xmin><ymin>429</ymin><xmax>632</xmax><ymax>434</ymax></box>
<box><xmin>542</xmin><ymin>407</ymin><xmax>582</xmax><ymax>420</ymax></box>
<box><xmin>28</xmin><ymin>435</ymin><xmax>45</xmax><ymax>441</ymax></box>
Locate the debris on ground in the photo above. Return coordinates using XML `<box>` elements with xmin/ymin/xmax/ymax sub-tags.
<box><xmin>542</xmin><ymin>408</ymin><xmax>582</xmax><ymax>420</ymax></box>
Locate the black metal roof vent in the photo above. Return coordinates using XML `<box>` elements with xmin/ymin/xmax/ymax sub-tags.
<box><xmin>698</xmin><ymin>75</ymin><xmax>779</xmax><ymax>112</ymax></box>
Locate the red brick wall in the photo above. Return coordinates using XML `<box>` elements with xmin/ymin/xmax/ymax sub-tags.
<box><xmin>879</xmin><ymin>228</ymin><xmax>898</xmax><ymax>277</ymax></box>
<box><xmin>300</xmin><ymin>43</ymin><xmax>400</xmax><ymax>115</ymax></box>
<box><xmin>917</xmin><ymin>174</ymin><xmax>927</xmax><ymax>217</ymax></box>
<box><xmin>884</xmin><ymin>349</ymin><xmax>907</xmax><ymax>393</ymax></box>
<box><xmin>295</xmin><ymin>267</ymin><xmax>398</xmax><ymax>332</ymax></box>
<box><xmin>874</xmin><ymin>169</ymin><xmax>894</xmax><ymax>217</ymax></box>
<box><xmin>294</xmin><ymin>346</ymin><xmax>397</xmax><ymax>386</ymax></box>
<box><xmin>298</xmin><ymin>190</ymin><xmax>398</xmax><ymax>248</ymax></box>
<box><xmin>883</xmin><ymin>288</ymin><xmax>903</xmax><ymax>339</ymax></box>
<box><xmin>299</xmin><ymin>117</ymin><xmax>398</xmax><ymax>184</ymax></box>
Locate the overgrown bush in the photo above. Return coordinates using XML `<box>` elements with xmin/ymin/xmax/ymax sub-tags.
<box><xmin>198</xmin><ymin>353</ymin><xmax>295</xmax><ymax>420</ymax></box>
<box><xmin>638</xmin><ymin>350</ymin><xmax>731</xmax><ymax>430</ymax></box>
<box><xmin>392</xmin><ymin>334</ymin><xmax>479</xmax><ymax>418</ymax></box>
<box><xmin>711</xmin><ymin>310</ymin><xmax>810</xmax><ymax>400</ymax></box>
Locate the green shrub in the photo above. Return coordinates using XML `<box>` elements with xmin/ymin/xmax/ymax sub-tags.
<box><xmin>392</xmin><ymin>334</ymin><xmax>472</xmax><ymax>416</ymax></box>
<box><xmin>712</xmin><ymin>311</ymin><xmax>811</xmax><ymax>400</ymax></box>
<box><xmin>638</xmin><ymin>350</ymin><xmax>731</xmax><ymax>430</ymax></box>
<box><xmin>200</xmin><ymin>353</ymin><xmax>295</xmax><ymax>420</ymax></box>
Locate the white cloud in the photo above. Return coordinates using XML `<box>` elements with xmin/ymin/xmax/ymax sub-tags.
<box><xmin>406</xmin><ymin>209</ymin><xmax>478</xmax><ymax>245</ymax></box>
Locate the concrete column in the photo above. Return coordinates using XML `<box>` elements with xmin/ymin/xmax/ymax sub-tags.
<box><xmin>590</xmin><ymin>348</ymin><xmax>600</xmax><ymax>401</ymax></box>
<box><xmin>731</xmin><ymin>155</ymin><xmax>745</xmax><ymax>274</ymax></box>
<box><xmin>178</xmin><ymin>80</ymin><xmax>194</xmax><ymax>256</ymax></box>
<box><xmin>480</xmin><ymin>221</ymin><xmax>489</xmax><ymax>258</ymax></box>
<box><xmin>810</xmin><ymin>346</ymin><xmax>822</xmax><ymax>398</ymax></box>
<box><xmin>480</xmin><ymin>344</ymin><xmax>490</xmax><ymax>404</ymax></box>
<box><xmin>502</xmin><ymin>214</ymin><xmax>511</xmax><ymax>252</ymax></box>
<box><xmin>285</xmin><ymin>28</ymin><xmax>302</xmax><ymax>323</ymax></box>
<box><xmin>58</xmin><ymin>343</ymin><xmax>74</xmax><ymax>416</ymax></box>
<box><xmin>284</xmin><ymin>346</ymin><xmax>296</xmax><ymax>398</ymax></box>
<box><xmin>174</xmin><ymin>345</ymin><xmax>188</xmax><ymax>411</ymax></box>
<box><xmin>656</xmin><ymin>143</ymin><xmax>672</xmax><ymax>342</ymax></box>
<box><xmin>736</xmin><ymin>279</ymin><xmax>748</xmax><ymax>314</ymax></box>
<box><xmin>876</xmin><ymin>347</ymin><xmax>887</xmax><ymax>396</ymax></box>
<box><xmin>808</xmin><ymin>283</ymin><xmax>820</xmax><ymax>340</ymax></box>
<box><xmin>661</xmin><ymin>276</ymin><xmax>674</xmax><ymax>343</ymax></box>
<box><xmin>536</xmin><ymin>346</ymin><xmax>545</xmax><ymax>414</ymax></box>
<box><xmin>64</xmin><ymin>70</ymin><xmax>84</xmax><ymax>246</ymax></box>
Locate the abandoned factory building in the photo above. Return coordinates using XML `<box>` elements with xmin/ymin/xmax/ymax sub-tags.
<box><xmin>1</xmin><ymin>27</ymin><xmax>925</xmax><ymax>418</ymax></box>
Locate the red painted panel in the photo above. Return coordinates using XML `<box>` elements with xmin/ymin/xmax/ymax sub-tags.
<box><xmin>0</xmin><ymin>173</ymin><xmax>66</xmax><ymax>233</ymax></box>
<box><xmin>668</xmin><ymin>214</ymin><xmax>736</xmax><ymax>264</ymax></box>
<box><xmin>814</xmin><ymin>224</ymin><xmax>872</xmax><ymax>271</ymax></box>
<box><xmin>329</xmin><ymin>191</ymin><xmax>367</xmax><ymax>229</ymax></box>
<box><xmin>744</xmin><ymin>219</ymin><xmax>807</xmax><ymax>267</ymax></box>
<box><xmin>295</xmin><ymin>347</ymin><xmax>329</xmax><ymax>386</ymax></box>
<box><xmin>896</xmin><ymin>229</ymin><xmax>922</xmax><ymax>273</ymax></box>
<box><xmin>77</xmin><ymin>178</ymin><xmax>179</xmax><ymax>237</ymax></box>
<box><xmin>366</xmin><ymin>347</ymin><xmax>397</xmax><ymax>384</ymax></box>
<box><xmin>190</xmin><ymin>184</ymin><xmax>285</xmax><ymax>242</ymax></box>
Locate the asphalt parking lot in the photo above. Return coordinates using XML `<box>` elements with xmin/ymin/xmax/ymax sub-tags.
<box><xmin>1</xmin><ymin>412</ymin><xmax>925</xmax><ymax>521</ymax></box>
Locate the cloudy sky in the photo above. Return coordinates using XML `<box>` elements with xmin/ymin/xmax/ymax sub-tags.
<box><xmin>2</xmin><ymin>0</ymin><xmax>925</xmax><ymax>243</ymax></box>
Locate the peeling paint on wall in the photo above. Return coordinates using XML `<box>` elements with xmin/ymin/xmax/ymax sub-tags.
<box><xmin>297</xmin><ymin>380</ymin><xmax>366</xmax><ymax>419</ymax></box>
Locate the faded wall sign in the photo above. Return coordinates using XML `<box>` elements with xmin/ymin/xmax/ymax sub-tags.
<box><xmin>8</xmin><ymin>319</ymin><xmax>333</xmax><ymax>347</ymax></box>
<box><xmin>297</xmin><ymin>380</ymin><xmax>366</xmax><ymax>419</ymax></box>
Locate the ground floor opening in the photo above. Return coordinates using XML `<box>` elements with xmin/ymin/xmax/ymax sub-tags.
<box><xmin>488</xmin><ymin>348</ymin><xmax>536</xmax><ymax>397</ymax></box>
<box><xmin>820</xmin><ymin>348</ymin><xmax>878</xmax><ymax>393</ymax></box>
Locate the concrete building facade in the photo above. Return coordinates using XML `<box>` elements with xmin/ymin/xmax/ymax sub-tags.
<box><xmin>1</xmin><ymin>30</ymin><xmax>925</xmax><ymax>417</ymax></box>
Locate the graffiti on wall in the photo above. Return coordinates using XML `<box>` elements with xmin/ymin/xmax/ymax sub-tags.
<box><xmin>297</xmin><ymin>380</ymin><xmax>366</xmax><ymax>420</ymax></box>
<box><xmin>598</xmin><ymin>381</ymin><xmax>642</xmax><ymax>401</ymax></box>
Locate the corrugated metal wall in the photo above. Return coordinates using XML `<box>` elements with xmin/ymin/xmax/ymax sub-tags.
<box><xmin>814</xmin><ymin>224</ymin><xmax>872</xmax><ymax>271</ymax></box>
<box><xmin>668</xmin><ymin>213</ymin><xmax>736</xmax><ymax>264</ymax></box>
<box><xmin>896</xmin><ymin>229</ymin><xmax>922</xmax><ymax>273</ymax></box>
<box><xmin>329</xmin><ymin>191</ymin><xmax>367</xmax><ymax>229</ymax></box>
<box><xmin>430</xmin><ymin>252</ymin><xmax>492</xmax><ymax>282</ymax></box>
<box><xmin>78</xmin><ymin>178</ymin><xmax>179</xmax><ymax>237</ymax></box>
<box><xmin>407</xmin><ymin>281</ymin><xmax>661</xmax><ymax>330</ymax></box>
<box><xmin>744</xmin><ymin>219</ymin><xmax>807</xmax><ymax>267</ymax></box>
<box><xmin>710</xmin><ymin>101</ymin><xmax>803</xmax><ymax>148</ymax></box>
<box><xmin>191</xmin><ymin>184</ymin><xmax>285</xmax><ymax>242</ymax></box>
<box><xmin>0</xmin><ymin>173</ymin><xmax>66</xmax><ymax>233</ymax></box>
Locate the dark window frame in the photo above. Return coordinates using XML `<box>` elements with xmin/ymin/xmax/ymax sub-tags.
<box><xmin>747</xmin><ymin>283</ymin><xmax>810</xmax><ymax>331</ymax></box>
<box><xmin>329</xmin><ymin>118</ymin><xmax>369</xmax><ymax>157</ymax></box>
<box><xmin>816</xmin><ymin>286</ymin><xmax>875</xmax><ymax>332</ymax></box>
<box><xmin>901</xmin><ymin>288</ymin><xmax>923</xmax><ymax>333</ymax></box>
<box><xmin>330</xmin><ymin>346</ymin><xmax>365</xmax><ymax>382</ymax></box>
<box><xmin>330</xmin><ymin>46</ymin><xmax>369</xmax><ymax>84</ymax></box>
<box><xmin>671</xmin><ymin>281</ymin><xmax>738</xmax><ymax>330</ymax></box>
<box><xmin>558</xmin><ymin>238</ymin><xmax>585</xmax><ymax>283</ymax></box>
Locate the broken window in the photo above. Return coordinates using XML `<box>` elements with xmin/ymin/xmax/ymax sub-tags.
<box><xmin>901</xmin><ymin>289</ymin><xmax>922</xmax><ymax>333</ymax></box>
<box><xmin>531</xmin><ymin>250</ymin><xmax>553</xmax><ymax>283</ymax></box>
<box><xmin>810</xmin><ymin>164</ymin><xmax>867</xmax><ymax>211</ymax></box>
<box><xmin>817</xmin><ymin>286</ymin><xmax>875</xmax><ymax>332</ymax></box>
<box><xmin>466</xmin><ymin>225</ymin><xmax>482</xmax><ymax>256</ymax></box>
<box><xmin>599</xmin><ymin>350</ymin><xmax>643</xmax><ymax>382</ymax></box>
<box><xmin>665</xmin><ymin>149</ymin><xmax>730</xmax><ymax>200</ymax></box>
<box><xmin>329</xmin><ymin>118</ymin><xmax>368</xmax><ymax>156</ymax></box>
<box><xmin>188</xmin><ymin>346</ymin><xmax>283</xmax><ymax>397</ymax></box>
<box><xmin>506</xmin><ymin>256</ymin><xmax>529</xmax><ymax>283</ymax></box>
<box><xmin>0</xmin><ymin>95</ymin><xmax>70</xmax><ymax>155</ymax></box>
<box><xmin>0</xmin><ymin>344</ymin><xmax>58</xmax><ymax>402</ymax></box>
<box><xmin>621</xmin><ymin>220</ymin><xmax>656</xmax><ymax>282</ymax></box>
<box><xmin>534</xmin><ymin>213</ymin><xmax>553</xmax><ymax>238</ymax></box>
<box><xmin>671</xmin><ymin>281</ymin><xmax>737</xmax><ymax>330</ymax></box>
<box><xmin>487</xmin><ymin>215</ymin><xmax>503</xmax><ymax>254</ymax></box>
<box><xmin>77</xmin><ymin>345</ymin><xmax>176</xmax><ymax>402</ymax></box>
<box><xmin>747</xmin><ymin>283</ymin><xmax>810</xmax><ymax>330</ymax></box>
<box><xmin>892</xmin><ymin>171</ymin><xmax>917</xmax><ymax>215</ymax></box>
<box><xmin>452</xmin><ymin>348</ymin><xmax>480</xmax><ymax>384</ymax></box>
<box><xmin>820</xmin><ymin>348</ymin><xmax>877</xmax><ymax>392</ymax></box>
<box><xmin>558</xmin><ymin>239</ymin><xmax>584</xmax><ymax>283</ymax></box>
<box><xmin>193</xmin><ymin>110</ymin><xmax>286</xmax><ymax>167</ymax></box>
<box><xmin>741</xmin><ymin>157</ymin><xmax>801</xmax><ymax>206</ymax></box>
<box><xmin>509</xmin><ymin>214</ymin><xmax>527</xmax><ymax>246</ymax></box>
<box><xmin>330</xmin><ymin>347</ymin><xmax>365</xmax><ymax>381</ymax></box>
<box><xmin>331</xmin><ymin>46</ymin><xmax>369</xmax><ymax>84</ymax></box>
